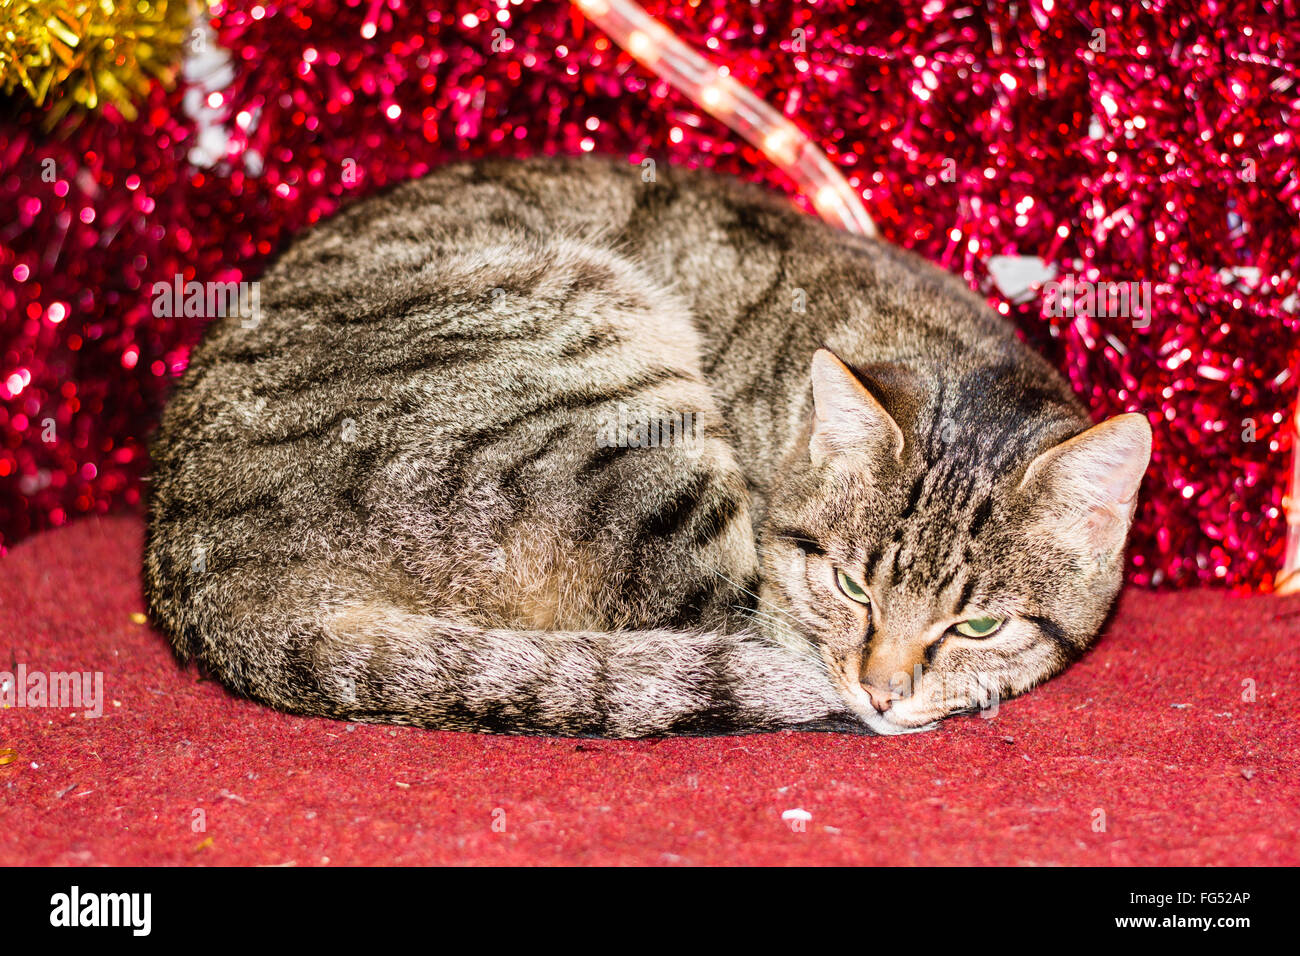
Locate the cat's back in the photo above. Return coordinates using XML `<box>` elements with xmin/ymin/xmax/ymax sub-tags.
<box><xmin>159</xmin><ymin>156</ymin><xmax>678</xmax><ymax>449</ymax></box>
<box><xmin>148</xmin><ymin>157</ymin><xmax>723</xmax><ymax>558</ymax></box>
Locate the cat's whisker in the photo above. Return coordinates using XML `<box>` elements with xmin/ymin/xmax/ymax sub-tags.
<box><xmin>742</xmin><ymin>608</ymin><xmax>796</xmax><ymax>634</ymax></box>
<box><xmin>736</xmin><ymin>607</ymin><xmax>824</xmax><ymax>665</ymax></box>
<box><xmin>766</xmin><ymin>533</ymin><xmax>821</xmax><ymax>549</ymax></box>
<box><xmin>689</xmin><ymin>555</ymin><xmax>804</xmax><ymax>628</ymax></box>
<box><xmin>746</xmin><ymin>619</ymin><xmax>818</xmax><ymax>659</ymax></box>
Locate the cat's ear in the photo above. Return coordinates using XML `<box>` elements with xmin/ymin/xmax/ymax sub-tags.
<box><xmin>809</xmin><ymin>349</ymin><xmax>906</xmax><ymax>466</ymax></box>
<box><xmin>1018</xmin><ymin>413</ymin><xmax>1153</xmax><ymax>555</ymax></box>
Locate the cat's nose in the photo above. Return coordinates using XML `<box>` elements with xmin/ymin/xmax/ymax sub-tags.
<box><xmin>862</xmin><ymin>683</ymin><xmax>898</xmax><ymax>713</ymax></box>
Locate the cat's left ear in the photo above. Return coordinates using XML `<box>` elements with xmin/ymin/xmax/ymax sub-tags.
<box><xmin>1018</xmin><ymin>413</ymin><xmax>1153</xmax><ymax>555</ymax></box>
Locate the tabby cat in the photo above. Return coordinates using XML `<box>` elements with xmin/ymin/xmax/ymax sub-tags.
<box><xmin>144</xmin><ymin>155</ymin><xmax>1151</xmax><ymax>737</ymax></box>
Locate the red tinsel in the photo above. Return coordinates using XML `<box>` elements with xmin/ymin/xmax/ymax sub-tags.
<box><xmin>1</xmin><ymin>0</ymin><xmax>1297</xmax><ymax>589</ymax></box>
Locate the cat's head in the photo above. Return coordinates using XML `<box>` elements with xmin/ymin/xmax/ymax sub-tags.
<box><xmin>760</xmin><ymin>349</ymin><xmax>1152</xmax><ymax>735</ymax></box>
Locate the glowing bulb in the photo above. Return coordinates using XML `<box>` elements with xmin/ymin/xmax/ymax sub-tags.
<box><xmin>762</xmin><ymin>126</ymin><xmax>804</xmax><ymax>165</ymax></box>
<box><xmin>627</xmin><ymin>31</ymin><xmax>655</xmax><ymax>59</ymax></box>
<box><xmin>700</xmin><ymin>80</ymin><xmax>729</xmax><ymax>110</ymax></box>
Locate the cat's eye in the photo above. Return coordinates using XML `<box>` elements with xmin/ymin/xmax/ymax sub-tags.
<box><xmin>835</xmin><ymin>568</ymin><xmax>871</xmax><ymax>605</ymax></box>
<box><xmin>954</xmin><ymin>616</ymin><xmax>1004</xmax><ymax>638</ymax></box>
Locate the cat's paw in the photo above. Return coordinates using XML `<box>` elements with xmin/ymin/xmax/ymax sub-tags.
<box><xmin>860</xmin><ymin>710</ymin><xmax>941</xmax><ymax>736</ymax></box>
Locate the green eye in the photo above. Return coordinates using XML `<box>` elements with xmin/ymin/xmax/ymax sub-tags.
<box><xmin>954</xmin><ymin>616</ymin><xmax>1003</xmax><ymax>638</ymax></box>
<box><xmin>835</xmin><ymin>569</ymin><xmax>871</xmax><ymax>605</ymax></box>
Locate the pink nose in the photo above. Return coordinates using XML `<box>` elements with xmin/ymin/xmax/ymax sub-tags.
<box><xmin>863</xmin><ymin>683</ymin><xmax>898</xmax><ymax>713</ymax></box>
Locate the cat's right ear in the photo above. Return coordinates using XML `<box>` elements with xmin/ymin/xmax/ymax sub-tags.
<box><xmin>809</xmin><ymin>349</ymin><xmax>906</xmax><ymax>467</ymax></box>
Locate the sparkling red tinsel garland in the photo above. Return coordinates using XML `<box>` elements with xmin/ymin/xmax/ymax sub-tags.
<box><xmin>0</xmin><ymin>0</ymin><xmax>1297</xmax><ymax>590</ymax></box>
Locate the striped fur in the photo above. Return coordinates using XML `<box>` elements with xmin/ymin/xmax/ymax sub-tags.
<box><xmin>144</xmin><ymin>155</ymin><xmax>1149</xmax><ymax>737</ymax></box>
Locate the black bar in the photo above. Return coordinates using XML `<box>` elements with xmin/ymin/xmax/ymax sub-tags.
<box><xmin>0</xmin><ymin>866</ymin><xmax>1281</xmax><ymax>943</ymax></box>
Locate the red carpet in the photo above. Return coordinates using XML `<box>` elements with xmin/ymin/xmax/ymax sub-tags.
<box><xmin>2</xmin><ymin>516</ymin><xmax>1297</xmax><ymax>866</ymax></box>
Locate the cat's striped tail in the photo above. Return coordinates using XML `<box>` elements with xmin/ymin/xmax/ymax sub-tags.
<box><xmin>163</xmin><ymin>593</ymin><xmax>858</xmax><ymax>737</ymax></box>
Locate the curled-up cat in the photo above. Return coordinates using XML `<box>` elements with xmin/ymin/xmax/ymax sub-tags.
<box><xmin>144</xmin><ymin>155</ymin><xmax>1151</xmax><ymax>737</ymax></box>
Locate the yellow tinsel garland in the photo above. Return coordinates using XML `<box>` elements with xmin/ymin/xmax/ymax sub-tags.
<box><xmin>0</xmin><ymin>0</ymin><xmax>194</xmax><ymax>121</ymax></box>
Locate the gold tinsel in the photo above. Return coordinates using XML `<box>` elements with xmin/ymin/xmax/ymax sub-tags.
<box><xmin>0</xmin><ymin>0</ymin><xmax>193</xmax><ymax>122</ymax></box>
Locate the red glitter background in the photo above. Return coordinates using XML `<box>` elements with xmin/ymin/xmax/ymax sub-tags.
<box><xmin>1</xmin><ymin>0</ymin><xmax>1297</xmax><ymax>588</ymax></box>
